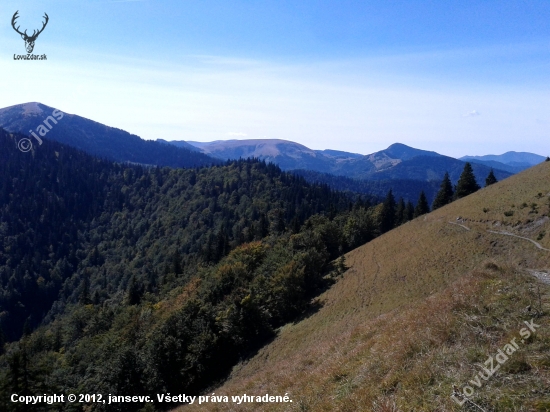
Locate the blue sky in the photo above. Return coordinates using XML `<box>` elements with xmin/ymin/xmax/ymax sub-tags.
<box><xmin>0</xmin><ymin>0</ymin><xmax>549</xmax><ymax>157</ymax></box>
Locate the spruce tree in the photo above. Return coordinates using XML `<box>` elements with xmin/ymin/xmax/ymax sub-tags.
<box><xmin>172</xmin><ymin>250</ymin><xmax>183</xmax><ymax>274</ymax></box>
<box><xmin>395</xmin><ymin>197</ymin><xmax>406</xmax><ymax>225</ymax></box>
<box><xmin>485</xmin><ymin>169</ymin><xmax>497</xmax><ymax>186</ymax></box>
<box><xmin>22</xmin><ymin>319</ymin><xmax>32</xmax><ymax>337</ymax></box>
<box><xmin>406</xmin><ymin>200</ymin><xmax>414</xmax><ymax>221</ymax></box>
<box><xmin>337</xmin><ymin>255</ymin><xmax>347</xmax><ymax>274</ymax></box>
<box><xmin>78</xmin><ymin>273</ymin><xmax>91</xmax><ymax>305</ymax></box>
<box><xmin>92</xmin><ymin>290</ymin><xmax>101</xmax><ymax>305</ymax></box>
<box><xmin>258</xmin><ymin>213</ymin><xmax>269</xmax><ymax>238</ymax></box>
<box><xmin>290</xmin><ymin>216</ymin><xmax>301</xmax><ymax>234</ymax></box>
<box><xmin>414</xmin><ymin>191</ymin><xmax>430</xmax><ymax>218</ymax></box>
<box><xmin>379</xmin><ymin>189</ymin><xmax>396</xmax><ymax>233</ymax></box>
<box><xmin>455</xmin><ymin>162</ymin><xmax>480</xmax><ymax>199</ymax></box>
<box><xmin>126</xmin><ymin>275</ymin><xmax>142</xmax><ymax>305</ymax></box>
<box><xmin>0</xmin><ymin>328</ymin><xmax>5</xmax><ymax>355</ymax></box>
<box><xmin>432</xmin><ymin>172</ymin><xmax>454</xmax><ymax>210</ymax></box>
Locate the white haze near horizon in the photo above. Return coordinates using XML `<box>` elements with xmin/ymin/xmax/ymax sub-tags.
<box><xmin>0</xmin><ymin>43</ymin><xmax>549</xmax><ymax>158</ymax></box>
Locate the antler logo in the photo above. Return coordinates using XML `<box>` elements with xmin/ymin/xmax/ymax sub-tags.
<box><xmin>11</xmin><ymin>11</ymin><xmax>49</xmax><ymax>54</ymax></box>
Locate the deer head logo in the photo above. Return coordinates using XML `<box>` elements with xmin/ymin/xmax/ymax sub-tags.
<box><xmin>11</xmin><ymin>11</ymin><xmax>49</xmax><ymax>54</ymax></box>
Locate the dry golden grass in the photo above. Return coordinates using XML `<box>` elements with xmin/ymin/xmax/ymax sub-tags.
<box><xmin>176</xmin><ymin>162</ymin><xmax>550</xmax><ymax>412</ymax></box>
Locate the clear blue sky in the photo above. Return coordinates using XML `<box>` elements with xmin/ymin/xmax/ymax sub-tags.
<box><xmin>1</xmin><ymin>0</ymin><xmax>549</xmax><ymax>156</ymax></box>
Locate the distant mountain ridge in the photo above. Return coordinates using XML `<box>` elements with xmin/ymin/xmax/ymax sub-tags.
<box><xmin>157</xmin><ymin>138</ymin><xmax>202</xmax><ymax>152</ymax></box>
<box><xmin>0</xmin><ymin>103</ymin><xmax>525</xmax><ymax>202</ymax></box>
<box><xmin>164</xmin><ymin>139</ymin><xmax>512</xmax><ymax>194</ymax></box>
<box><xmin>170</xmin><ymin>138</ymin><xmax>489</xmax><ymax>180</ymax></box>
<box><xmin>461</xmin><ymin>151</ymin><xmax>545</xmax><ymax>165</ymax></box>
<box><xmin>460</xmin><ymin>151</ymin><xmax>546</xmax><ymax>173</ymax></box>
<box><xmin>293</xmin><ymin>153</ymin><xmax>512</xmax><ymax>204</ymax></box>
<box><xmin>0</xmin><ymin>103</ymin><xmax>218</xmax><ymax>168</ymax></box>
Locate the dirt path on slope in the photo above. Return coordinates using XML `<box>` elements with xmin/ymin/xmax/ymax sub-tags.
<box><xmin>447</xmin><ymin>221</ymin><xmax>471</xmax><ymax>231</ymax></box>
<box><xmin>487</xmin><ymin>230</ymin><xmax>550</xmax><ymax>252</ymax></box>
<box><xmin>447</xmin><ymin>221</ymin><xmax>549</xmax><ymax>251</ymax></box>
<box><xmin>447</xmin><ymin>222</ymin><xmax>550</xmax><ymax>287</ymax></box>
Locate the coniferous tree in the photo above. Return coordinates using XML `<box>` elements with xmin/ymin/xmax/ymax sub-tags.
<box><xmin>214</xmin><ymin>228</ymin><xmax>230</xmax><ymax>261</ymax></box>
<box><xmin>337</xmin><ymin>255</ymin><xmax>347</xmax><ymax>275</ymax></box>
<box><xmin>90</xmin><ymin>246</ymin><xmax>102</xmax><ymax>266</ymax></box>
<box><xmin>485</xmin><ymin>169</ymin><xmax>497</xmax><ymax>187</ymax></box>
<box><xmin>78</xmin><ymin>274</ymin><xmax>91</xmax><ymax>305</ymax></box>
<box><xmin>406</xmin><ymin>200</ymin><xmax>414</xmax><ymax>221</ymax></box>
<box><xmin>0</xmin><ymin>329</ymin><xmax>5</xmax><ymax>355</ymax></box>
<box><xmin>379</xmin><ymin>190</ymin><xmax>396</xmax><ymax>233</ymax></box>
<box><xmin>11</xmin><ymin>345</ymin><xmax>32</xmax><ymax>398</ymax></box>
<box><xmin>432</xmin><ymin>172</ymin><xmax>454</xmax><ymax>210</ymax></box>
<box><xmin>22</xmin><ymin>319</ymin><xmax>32</xmax><ymax>337</ymax></box>
<box><xmin>92</xmin><ymin>290</ymin><xmax>101</xmax><ymax>305</ymax></box>
<box><xmin>6</xmin><ymin>351</ymin><xmax>22</xmax><ymax>397</ymax></box>
<box><xmin>414</xmin><ymin>191</ymin><xmax>430</xmax><ymax>218</ymax></box>
<box><xmin>172</xmin><ymin>251</ymin><xmax>183</xmax><ymax>274</ymax></box>
<box><xmin>395</xmin><ymin>197</ymin><xmax>406</xmax><ymax>225</ymax></box>
<box><xmin>258</xmin><ymin>213</ymin><xmax>269</xmax><ymax>238</ymax></box>
<box><xmin>290</xmin><ymin>216</ymin><xmax>301</xmax><ymax>234</ymax></box>
<box><xmin>126</xmin><ymin>276</ymin><xmax>142</xmax><ymax>305</ymax></box>
<box><xmin>52</xmin><ymin>325</ymin><xmax>62</xmax><ymax>352</ymax></box>
<box><xmin>455</xmin><ymin>162</ymin><xmax>480</xmax><ymax>199</ymax></box>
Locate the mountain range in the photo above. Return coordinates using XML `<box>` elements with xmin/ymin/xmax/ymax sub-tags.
<box><xmin>460</xmin><ymin>152</ymin><xmax>546</xmax><ymax>173</ymax></box>
<box><xmin>167</xmin><ymin>139</ymin><xmax>514</xmax><ymax>183</ymax></box>
<box><xmin>0</xmin><ymin>103</ymin><xmax>549</xmax><ymax>411</ymax></box>
<box><xmin>164</xmin><ymin>139</ymin><xmax>517</xmax><ymax>202</ymax></box>
<box><xmin>1</xmin><ymin>102</ymin><xmax>545</xmax><ymax>203</ymax></box>
<box><xmin>167</xmin><ymin>138</ymin><xmax>443</xmax><ymax>178</ymax></box>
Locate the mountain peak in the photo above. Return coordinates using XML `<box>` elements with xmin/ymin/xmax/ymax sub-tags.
<box><xmin>386</xmin><ymin>142</ymin><xmax>413</xmax><ymax>150</ymax></box>
<box><xmin>186</xmin><ymin>139</ymin><xmax>317</xmax><ymax>160</ymax></box>
<box><xmin>381</xmin><ymin>142</ymin><xmax>440</xmax><ymax>161</ymax></box>
<box><xmin>20</xmin><ymin>102</ymin><xmax>45</xmax><ymax>115</ymax></box>
<box><xmin>0</xmin><ymin>102</ymin><xmax>49</xmax><ymax>116</ymax></box>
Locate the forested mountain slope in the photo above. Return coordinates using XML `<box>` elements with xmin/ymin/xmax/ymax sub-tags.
<box><xmin>0</xmin><ymin>128</ymin><xmax>387</xmax><ymax>411</ymax></box>
<box><xmin>294</xmin><ymin>169</ymin><xmax>442</xmax><ymax>203</ymax></box>
<box><xmin>181</xmin><ymin>161</ymin><xmax>550</xmax><ymax>412</ymax></box>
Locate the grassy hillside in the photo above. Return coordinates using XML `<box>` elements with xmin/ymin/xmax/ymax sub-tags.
<box><xmin>180</xmin><ymin>162</ymin><xmax>550</xmax><ymax>411</ymax></box>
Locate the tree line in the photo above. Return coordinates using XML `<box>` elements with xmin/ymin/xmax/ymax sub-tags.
<box><xmin>378</xmin><ymin>162</ymin><xmax>497</xmax><ymax>234</ymax></box>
